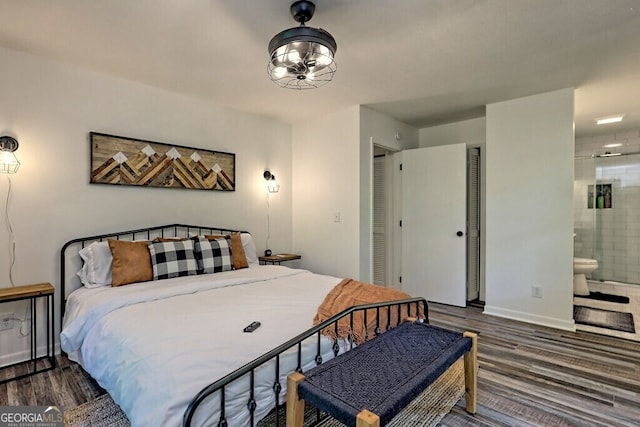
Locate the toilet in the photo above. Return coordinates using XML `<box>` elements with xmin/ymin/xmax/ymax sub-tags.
<box><xmin>574</xmin><ymin>258</ymin><xmax>598</xmax><ymax>296</ymax></box>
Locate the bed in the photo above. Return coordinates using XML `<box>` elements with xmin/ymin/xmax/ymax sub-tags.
<box><xmin>59</xmin><ymin>224</ymin><xmax>427</xmax><ymax>427</ymax></box>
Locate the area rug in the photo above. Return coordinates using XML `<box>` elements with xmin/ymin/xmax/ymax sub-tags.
<box><xmin>580</xmin><ymin>292</ymin><xmax>630</xmax><ymax>304</ymax></box>
<box><xmin>64</xmin><ymin>359</ymin><xmax>464</xmax><ymax>427</ymax></box>
<box><xmin>64</xmin><ymin>393</ymin><xmax>129</xmax><ymax>427</ymax></box>
<box><xmin>574</xmin><ymin>305</ymin><xmax>636</xmax><ymax>333</ymax></box>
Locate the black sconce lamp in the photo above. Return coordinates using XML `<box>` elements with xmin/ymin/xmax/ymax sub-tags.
<box><xmin>0</xmin><ymin>136</ymin><xmax>20</xmax><ymax>174</ymax></box>
<box><xmin>263</xmin><ymin>170</ymin><xmax>280</xmax><ymax>193</ymax></box>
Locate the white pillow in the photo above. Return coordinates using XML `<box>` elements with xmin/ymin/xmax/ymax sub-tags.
<box><xmin>77</xmin><ymin>241</ymin><xmax>112</xmax><ymax>287</ymax></box>
<box><xmin>241</xmin><ymin>233</ymin><xmax>258</xmax><ymax>265</ymax></box>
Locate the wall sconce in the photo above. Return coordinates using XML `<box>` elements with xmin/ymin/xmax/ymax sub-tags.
<box><xmin>0</xmin><ymin>136</ymin><xmax>20</xmax><ymax>174</ymax></box>
<box><xmin>263</xmin><ymin>170</ymin><xmax>280</xmax><ymax>193</ymax></box>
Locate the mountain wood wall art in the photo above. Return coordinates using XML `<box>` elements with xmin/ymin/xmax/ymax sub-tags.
<box><xmin>90</xmin><ymin>132</ymin><xmax>235</xmax><ymax>191</ymax></box>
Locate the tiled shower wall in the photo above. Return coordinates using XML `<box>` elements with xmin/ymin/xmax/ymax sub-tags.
<box><xmin>574</xmin><ymin>129</ymin><xmax>640</xmax><ymax>284</ymax></box>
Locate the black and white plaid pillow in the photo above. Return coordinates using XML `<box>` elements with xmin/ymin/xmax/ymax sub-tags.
<box><xmin>148</xmin><ymin>239</ymin><xmax>198</xmax><ymax>280</ymax></box>
<box><xmin>193</xmin><ymin>236</ymin><xmax>233</xmax><ymax>274</ymax></box>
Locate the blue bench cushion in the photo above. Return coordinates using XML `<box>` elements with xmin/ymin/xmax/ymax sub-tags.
<box><xmin>298</xmin><ymin>322</ymin><xmax>471</xmax><ymax>426</ymax></box>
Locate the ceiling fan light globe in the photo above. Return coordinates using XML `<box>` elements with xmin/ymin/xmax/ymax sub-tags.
<box><xmin>287</xmin><ymin>49</ymin><xmax>301</xmax><ymax>63</ymax></box>
<box><xmin>272</xmin><ymin>66</ymin><xmax>288</xmax><ymax>79</ymax></box>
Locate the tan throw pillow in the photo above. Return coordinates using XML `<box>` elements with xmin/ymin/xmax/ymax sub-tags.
<box><xmin>108</xmin><ymin>239</ymin><xmax>153</xmax><ymax>286</ymax></box>
<box><xmin>229</xmin><ymin>232</ymin><xmax>248</xmax><ymax>270</ymax></box>
<box><xmin>204</xmin><ymin>232</ymin><xmax>248</xmax><ymax>270</ymax></box>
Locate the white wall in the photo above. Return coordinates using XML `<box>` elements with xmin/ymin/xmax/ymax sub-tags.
<box><xmin>291</xmin><ymin>106</ymin><xmax>361</xmax><ymax>278</ymax></box>
<box><xmin>0</xmin><ymin>46</ymin><xmax>291</xmax><ymax>363</ymax></box>
<box><xmin>485</xmin><ymin>88</ymin><xmax>575</xmax><ymax>330</ymax></box>
<box><xmin>291</xmin><ymin>106</ymin><xmax>417</xmax><ymax>282</ymax></box>
<box><xmin>419</xmin><ymin>117</ymin><xmax>486</xmax><ymax>147</ymax></box>
<box><xmin>361</xmin><ymin>107</ymin><xmax>419</xmax><ymax>153</ymax></box>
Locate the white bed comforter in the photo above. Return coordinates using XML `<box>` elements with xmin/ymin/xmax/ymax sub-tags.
<box><xmin>61</xmin><ymin>266</ymin><xmax>341</xmax><ymax>427</ymax></box>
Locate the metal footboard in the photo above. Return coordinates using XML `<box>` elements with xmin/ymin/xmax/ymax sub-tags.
<box><xmin>183</xmin><ymin>297</ymin><xmax>429</xmax><ymax>427</ymax></box>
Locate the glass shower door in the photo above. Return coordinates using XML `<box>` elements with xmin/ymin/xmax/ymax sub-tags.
<box><xmin>574</xmin><ymin>157</ymin><xmax>596</xmax><ymax>263</ymax></box>
<box><xmin>591</xmin><ymin>153</ymin><xmax>640</xmax><ymax>285</ymax></box>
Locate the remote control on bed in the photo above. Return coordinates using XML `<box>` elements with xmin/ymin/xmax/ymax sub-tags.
<box><xmin>243</xmin><ymin>321</ymin><xmax>261</xmax><ymax>333</ymax></box>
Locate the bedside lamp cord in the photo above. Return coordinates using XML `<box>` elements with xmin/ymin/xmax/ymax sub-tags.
<box><xmin>266</xmin><ymin>191</ymin><xmax>271</xmax><ymax>251</ymax></box>
<box><xmin>5</xmin><ymin>175</ymin><xmax>16</xmax><ymax>287</ymax></box>
<box><xmin>5</xmin><ymin>175</ymin><xmax>29</xmax><ymax>336</ymax></box>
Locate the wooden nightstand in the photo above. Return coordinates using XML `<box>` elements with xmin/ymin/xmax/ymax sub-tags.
<box><xmin>259</xmin><ymin>254</ymin><xmax>302</xmax><ymax>265</ymax></box>
<box><xmin>0</xmin><ymin>282</ymin><xmax>56</xmax><ymax>383</ymax></box>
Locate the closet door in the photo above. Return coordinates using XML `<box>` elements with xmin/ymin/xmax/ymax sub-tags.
<box><xmin>467</xmin><ymin>148</ymin><xmax>481</xmax><ymax>301</ymax></box>
<box><xmin>401</xmin><ymin>143</ymin><xmax>467</xmax><ymax>307</ymax></box>
<box><xmin>373</xmin><ymin>156</ymin><xmax>386</xmax><ymax>285</ymax></box>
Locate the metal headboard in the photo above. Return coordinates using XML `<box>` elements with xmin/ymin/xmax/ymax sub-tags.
<box><xmin>59</xmin><ymin>223</ymin><xmax>247</xmax><ymax>329</ymax></box>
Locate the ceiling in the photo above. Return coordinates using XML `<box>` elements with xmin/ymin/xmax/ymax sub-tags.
<box><xmin>1</xmin><ymin>0</ymin><xmax>640</xmax><ymax>137</ymax></box>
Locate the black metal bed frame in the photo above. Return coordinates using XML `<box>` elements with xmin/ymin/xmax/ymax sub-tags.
<box><xmin>59</xmin><ymin>223</ymin><xmax>429</xmax><ymax>427</ymax></box>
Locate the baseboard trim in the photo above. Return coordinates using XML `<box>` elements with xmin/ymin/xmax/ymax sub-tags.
<box><xmin>0</xmin><ymin>345</ymin><xmax>54</xmax><ymax>368</ymax></box>
<box><xmin>483</xmin><ymin>305</ymin><xmax>576</xmax><ymax>332</ymax></box>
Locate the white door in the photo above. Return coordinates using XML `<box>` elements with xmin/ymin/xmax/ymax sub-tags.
<box><xmin>401</xmin><ymin>143</ymin><xmax>467</xmax><ymax>307</ymax></box>
<box><xmin>467</xmin><ymin>148</ymin><xmax>481</xmax><ymax>301</ymax></box>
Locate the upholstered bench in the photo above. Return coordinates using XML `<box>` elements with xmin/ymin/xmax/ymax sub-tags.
<box><xmin>286</xmin><ymin>321</ymin><xmax>478</xmax><ymax>427</ymax></box>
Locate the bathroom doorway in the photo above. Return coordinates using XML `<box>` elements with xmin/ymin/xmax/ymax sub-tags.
<box><xmin>574</xmin><ymin>153</ymin><xmax>640</xmax><ymax>285</ymax></box>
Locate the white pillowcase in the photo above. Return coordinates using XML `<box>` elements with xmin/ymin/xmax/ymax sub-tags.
<box><xmin>240</xmin><ymin>233</ymin><xmax>258</xmax><ymax>265</ymax></box>
<box><xmin>77</xmin><ymin>241</ymin><xmax>113</xmax><ymax>287</ymax></box>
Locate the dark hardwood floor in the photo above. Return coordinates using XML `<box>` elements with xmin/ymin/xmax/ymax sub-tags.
<box><xmin>431</xmin><ymin>303</ymin><xmax>640</xmax><ymax>427</ymax></box>
<box><xmin>1</xmin><ymin>303</ymin><xmax>639</xmax><ymax>426</ymax></box>
<box><xmin>0</xmin><ymin>354</ymin><xmax>103</xmax><ymax>408</ymax></box>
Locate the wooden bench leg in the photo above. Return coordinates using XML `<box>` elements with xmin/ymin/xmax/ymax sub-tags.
<box><xmin>356</xmin><ymin>409</ymin><xmax>380</xmax><ymax>427</ymax></box>
<box><xmin>286</xmin><ymin>372</ymin><xmax>306</xmax><ymax>427</ymax></box>
<box><xmin>463</xmin><ymin>331</ymin><xmax>478</xmax><ymax>414</ymax></box>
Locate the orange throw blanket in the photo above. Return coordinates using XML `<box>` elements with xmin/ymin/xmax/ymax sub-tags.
<box><xmin>312</xmin><ymin>278</ymin><xmax>424</xmax><ymax>345</ymax></box>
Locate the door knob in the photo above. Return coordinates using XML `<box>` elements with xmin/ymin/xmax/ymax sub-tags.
<box><xmin>456</xmin><ymin>231</ymin><xmax>464</xmax><ymax>237</ymax></box>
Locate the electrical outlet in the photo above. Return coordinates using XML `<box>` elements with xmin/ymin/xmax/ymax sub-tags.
<box><xmin>531</xmin><ymin>286</ymin><xmax>542</xmax><ymax>298</ymax></box>
<box><xmin>0</xmin><ymin>313</ymin><xmax>14</xmax><ymax>331</ymax></box>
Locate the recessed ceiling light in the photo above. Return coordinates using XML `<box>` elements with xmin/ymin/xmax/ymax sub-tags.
<box><xmin>598</xmin><ymin>152</ymin><xmax>622</xmax><ymax>157</ymax></box>
<box><xmin>603</xmin><ymin>143</ymin><xmax>622</xmax><ymax>148</ymax></box>
<box><xmin>596</xmin><ymin>115</ymin><xmax>625</xmax><ymax>125</ymax></box>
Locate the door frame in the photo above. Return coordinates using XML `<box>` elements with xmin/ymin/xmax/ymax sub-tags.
<box><xmin>369</xmin><ymin>139</ymin><xmax>485</xmax><ymax>301</ymax></box>
<box><xmin>370</xmin><ymin>141</ymin><xmax>401</xmax><ymax>288</ymax></box>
